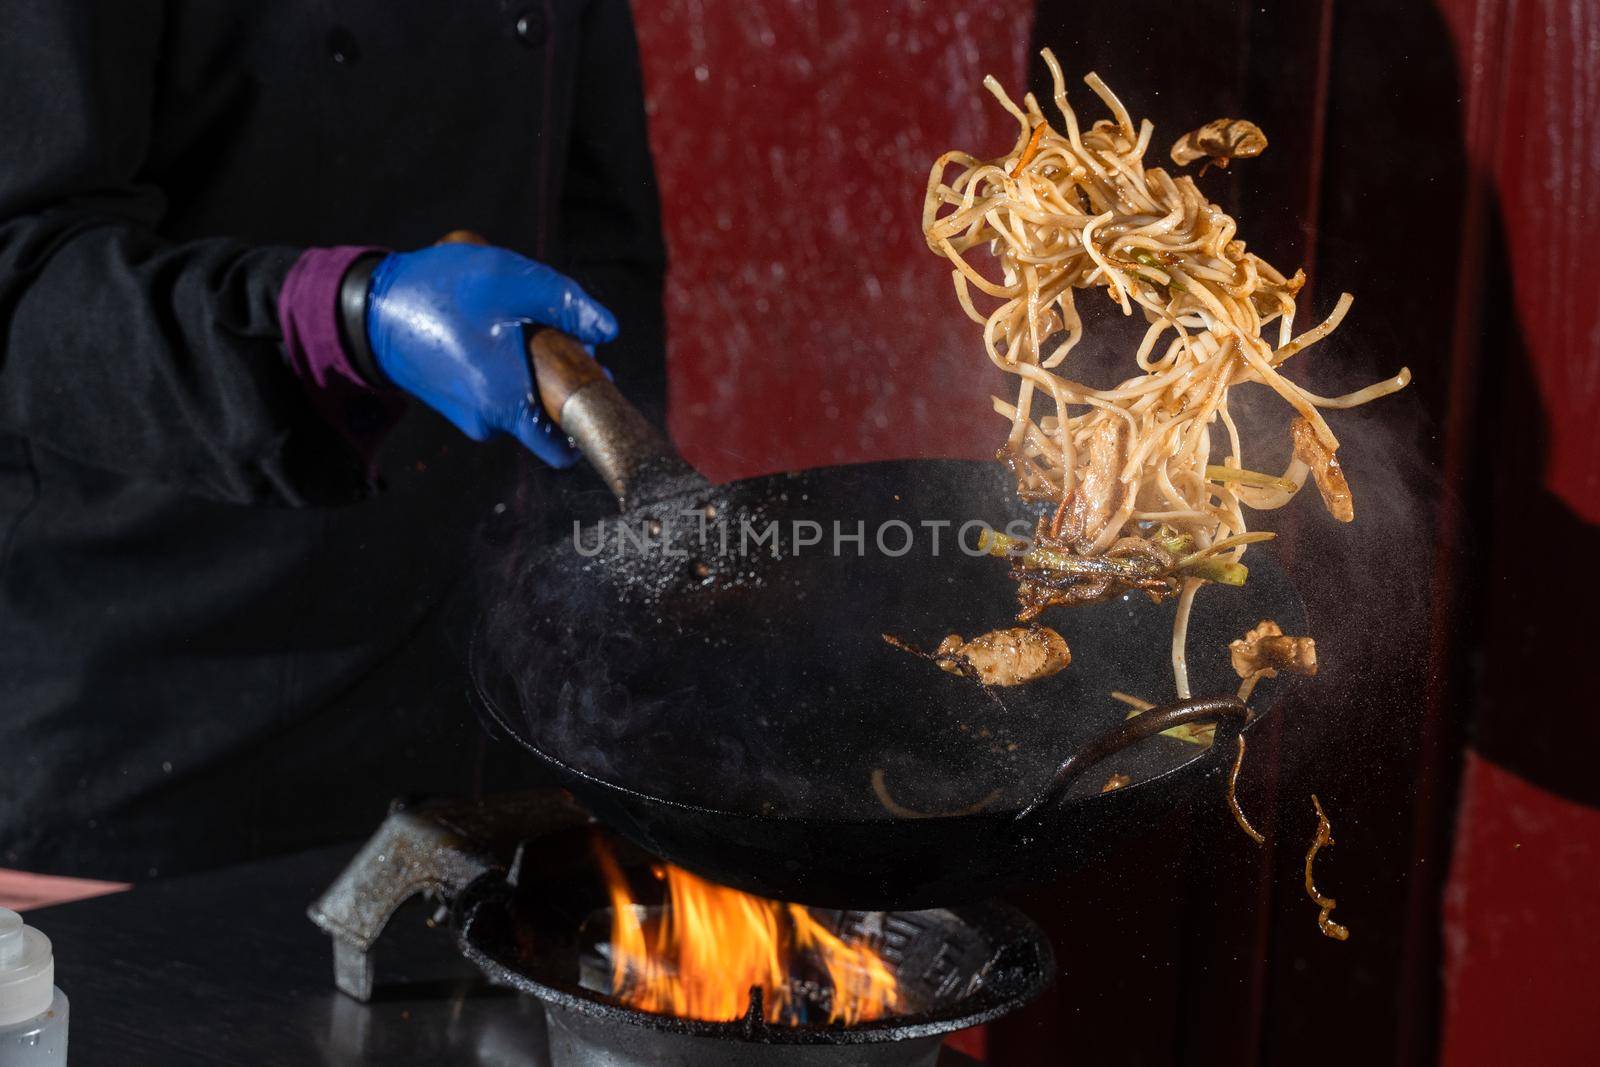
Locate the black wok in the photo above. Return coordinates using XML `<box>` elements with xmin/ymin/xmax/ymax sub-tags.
<box><xmin>471</xmin><ymin>330</ymin><xmax>1307</xmax><ymax>908</ymax></box>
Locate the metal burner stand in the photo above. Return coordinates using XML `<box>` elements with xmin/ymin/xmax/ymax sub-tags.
<box><xmin>307</xmin><ymin>791</ymin><xmax>589</xmax><ymax>1000</ymax></box>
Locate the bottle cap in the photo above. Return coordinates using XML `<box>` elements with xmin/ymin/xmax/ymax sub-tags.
<box><xmin>0</xmin><ymin>908</ymin><xmax>54</xmax><ymax>1026</ymax></box>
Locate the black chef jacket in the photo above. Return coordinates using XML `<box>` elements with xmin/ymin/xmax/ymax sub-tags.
<box><xmin>0</xmin><ymin>0</ymin><xmax>666</xmax><ymax>880</ymax></box>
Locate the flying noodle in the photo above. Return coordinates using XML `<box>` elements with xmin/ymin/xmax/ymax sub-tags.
<box><xmin>923</xmin><ymin>50</ymin><xmax>1408</xmax><ymax>695</ymax></box>
<box><xmin>1305</xmin><ymin>794</ymin><xmax>1350</xmax><ymax>940</ymax></box>
<box><xmin>1227</xmin><ymin>733</ymin><xmax>1266</xmax><ymax>844</ymax></box>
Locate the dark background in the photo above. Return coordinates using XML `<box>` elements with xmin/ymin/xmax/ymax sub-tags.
<box><xmin>631</xmin><ymin>1</ymin><xmax>1600</xmax><ymax>1064</ymax></box>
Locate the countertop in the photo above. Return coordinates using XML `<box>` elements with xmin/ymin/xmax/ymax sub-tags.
<box><xmin>34</xmin><ymin>845</ymin><xmax>550</xmax><ymax>1066</ymax></box>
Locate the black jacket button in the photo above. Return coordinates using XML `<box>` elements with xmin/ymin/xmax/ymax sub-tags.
<box><xmin>513</xmin><ymin>8</ymin><xmax>547</xmax><ymax>47</ymax></box>
<box><xmin>327</xmin><ymin>27</ymin><xmax>360</xmax><ymax>65</ymax></box>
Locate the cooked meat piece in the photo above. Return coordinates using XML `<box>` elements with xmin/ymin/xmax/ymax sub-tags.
<box><xmin>1290</xmin><ymin>417</ymin><xmax>1354</xmax><ymax>522</ymax></box>
<box><xmin>1170</xmin><ymin>118</ymin><xmax>1268</xmax><ymax>169</ymax></box>
<box><xmin>935</xmin><ymin>626</ymin><xmax>1071</xmax><ymax>687</ymax></box>
<box><xmin>1010</xmin><ymin>526</ymin><xmax>1180</xmax><ymax>618</ymax></box>
<box><xmin>1014</xmin><ymin>577</ymin><xmax>1107</xmax><ymax>620</ymax></box>
<box><xmin>1013</xmin><ymin>564</ymin><xmax>1177</xmax><ymax>616</ymax></box>
<box><xmin>1230</xmin><ymin>619</ymin><xmax>1318</xmax><ymax>680</ymax></box>
<box><xmin>1058</xmin><ymin>421</ymin><xmax>1124</xmax><ymax>551</ymax></box>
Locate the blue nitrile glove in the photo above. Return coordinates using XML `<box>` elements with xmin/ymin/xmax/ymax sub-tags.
<box><xmin>363</xmin><ymin>243</ymin><xmax>618</xmax><ymax>467</ymax></box>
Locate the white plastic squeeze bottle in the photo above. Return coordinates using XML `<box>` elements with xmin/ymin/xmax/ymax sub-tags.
<box><xmin>0</xmin><ymin>909</ymin><xmax>67</xmax><ymax>1066</ymax></box>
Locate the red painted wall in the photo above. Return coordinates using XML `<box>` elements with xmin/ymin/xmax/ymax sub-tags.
<box><xmin>1435</xmin><ymin>1</ymin><xmax>1600</xmax><ymax>1063</ymax></box>
<box><xmin>632</xmin><ymin>1</ymin><xmax>1034</xmax><ymax>484</ymax></box>
<box><xmin>1443</xmin><ymin>757</ymin><xmax>1600</xmax><ymax>1065</ymax></box>
<box><xmin>1480</xmin><ymin>0</ymin><xmax>1600</xmax><ymax>524</ymax></box>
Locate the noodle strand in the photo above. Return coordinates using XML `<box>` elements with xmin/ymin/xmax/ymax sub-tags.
<box><xmin>923</xmin><ymin>51</ymin><xmax>1408</xmax><ymax>694</ymax></box>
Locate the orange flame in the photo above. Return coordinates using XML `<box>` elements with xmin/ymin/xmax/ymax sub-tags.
<box><xmin>593</xmin><ymin>841</ymin><xmax>900</xmax><ymax>1026</ymax></box>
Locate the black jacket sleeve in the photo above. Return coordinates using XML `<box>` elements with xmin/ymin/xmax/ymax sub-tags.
<box><xmin>556</xmin><ymin>0</ymin><xmax>669</xmax><ymax>428</ymax></box>
<box><xmin>0</xmin><ymin>1</ymin><xmax>367</xmax><ymax>506</ymax></box>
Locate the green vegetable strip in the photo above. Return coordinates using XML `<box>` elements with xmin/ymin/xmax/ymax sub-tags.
<box><xmin>1205</xmin><ymin>464</ymin><xmax>1298</xmax><ymax>492</ymax></box>
<box><xmin>1125</xmin><ymin>708</ymin><xmax>1216</xmax><ymax>747</ymax></box>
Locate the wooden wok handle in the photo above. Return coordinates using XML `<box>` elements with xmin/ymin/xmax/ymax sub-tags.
<box><xmin>432</xmin><ymin>231</ymin><xmax>698</xmax><ymax>508</ymax></box>
<box><xmin>1014</xmin><ymin>695</ymin><xmax>1249</xmax><ymax>821</ymax></box>
<box><xmin>526</xmin><ymin>327</ymin><xmax>609</xmax><ymax>420</ymax></box>
<box><xmin>525</xmin><ymin>327</ymin><xmax>698</xmax><ymax>509</ymax></box>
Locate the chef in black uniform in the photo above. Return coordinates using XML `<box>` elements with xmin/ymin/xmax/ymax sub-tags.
<box><xmin>0</xmin><ymin>1</ymin><xmax>666</xmax><ymax>880</ymax></box>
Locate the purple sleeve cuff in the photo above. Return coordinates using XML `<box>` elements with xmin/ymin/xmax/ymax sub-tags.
<box><xmin>277</xmin><ymin>245</ymin><xmax>406</xmax><ymax>474</ymax></box>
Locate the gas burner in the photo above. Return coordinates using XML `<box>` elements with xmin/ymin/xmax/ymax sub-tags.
<box><xmin>461</xmin><ymin>875</ymin><xmax>1050</xmax><ymax>1067</ymax></box>
<box><xmin>310</xmin><ymin>793</ymin><xmax>1052</xmax><ymax>1066</ymax></box>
